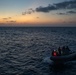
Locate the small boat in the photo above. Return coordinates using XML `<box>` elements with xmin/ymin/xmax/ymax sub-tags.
<box><xmin>50</xmin><ymin>52</ymin><xmax>76</xmax><ymax>63</ymax></box>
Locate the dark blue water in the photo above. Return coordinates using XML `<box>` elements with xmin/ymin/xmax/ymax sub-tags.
<box><xmin>0</xmin><ymin>27</ymin><xmax>76</xmax><ymax>75</ymax></box>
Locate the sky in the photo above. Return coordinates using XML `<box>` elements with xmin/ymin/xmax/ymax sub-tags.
<box><xmin>0</xmin><ymin>0</ymin><xmax>76</xmax><ymax>27</ymax></box>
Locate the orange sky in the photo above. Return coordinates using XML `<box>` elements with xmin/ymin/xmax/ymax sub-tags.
<box><xmin>0</xmin><ymin>0</ymin><xmax>76</xmax><ymax>26</ymax></box>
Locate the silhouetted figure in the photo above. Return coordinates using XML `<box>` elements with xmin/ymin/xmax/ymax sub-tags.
<box><xmin>65</xmin><ymin>46</ymin><xmax>70</xmax><ymax>54</ymax></box>
<box><xmin>62</xmin><ymin>46</ymin><xmax>66</xmax><ymax>55</ymax></box>
<box><xmin>62</xmin><ymin>46</ymin><xmax>70</xmax><ymax>55</ymax></box>
<box><xmin>58</xmin><ymin>47</ymin><xmax>61</xmax><ymax>56</ymax></box>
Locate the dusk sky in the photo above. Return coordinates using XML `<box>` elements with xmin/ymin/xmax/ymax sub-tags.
<box><xmin>0</xmin><ymin>0</ymin><xmax>76</xmax><ymax>26</ymax></box>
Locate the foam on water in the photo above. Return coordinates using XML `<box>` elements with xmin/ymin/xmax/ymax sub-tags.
<box><xmin>43</xmin><ymin>57</ymin><xmax>53</xmax><ymax>64</ymax></box>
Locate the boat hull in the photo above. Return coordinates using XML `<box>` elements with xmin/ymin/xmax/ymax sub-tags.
<box><xmin>50</xmin><ymin>53</ymin><xmax>76</xmax><ymax>63</ymax></box>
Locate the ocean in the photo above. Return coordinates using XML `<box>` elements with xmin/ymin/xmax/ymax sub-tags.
<box><xmin>0</xmin><ymin>27</ymin><xmax>76</xmax><ymax>75</ymax></box>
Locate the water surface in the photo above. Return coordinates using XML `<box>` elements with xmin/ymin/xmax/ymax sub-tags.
<box><xmin>0</xmin><ymin>27</ymin><xmax>76</xmax><ymax>75</ymax></box>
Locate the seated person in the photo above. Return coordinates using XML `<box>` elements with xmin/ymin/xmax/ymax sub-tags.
<box><xmin>65</xmin><ymin>46</ymin><xmax>70</xmax><ymax>54</ymax></box>
<box><xmin>52</xmin><ymin>50</ymin><xmax>58</xmax><ymax>56</ymax></box>
<box><xmin>58</xmin><ymin>47</ymin><xmax>61</xmax><ymax>56</ymax></box>
<box><xmin>62</xmin><ymin>46</ymin><xmax>70</xmax><ymax>55</ymax></box>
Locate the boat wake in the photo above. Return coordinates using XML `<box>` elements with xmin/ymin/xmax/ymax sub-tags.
<box><xmin>43</xmin><ymin>56</ymin><xmax>53</xmax><ymax>64</ymax></box>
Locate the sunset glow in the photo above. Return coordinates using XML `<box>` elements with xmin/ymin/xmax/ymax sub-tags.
<box><xmin>0</xmin><ymin>0</ymin><xmax>76</xmax><ymax>26</ymax></box>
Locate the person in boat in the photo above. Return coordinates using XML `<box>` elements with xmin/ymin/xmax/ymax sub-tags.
<box><xmin>51</xmin><ymin>46</ymin><xmax>70</xmax><ymax>56</ymax></box>
<box><xmin>65</xmin><ymin>46</ymin><xmax>70</xmax><ymax>54</ymax></box>
<box><xmin>61</xmin><ymin>46</ymin><xmax>66</xmax><ymax>55</ymax></box>
<box><xmin>62</xmin><ymin>46</ymin><xmax>70</xmax><ymax>55</ymax></box>
<box><xmin>52</xmin><ymin>50</ymin><xmax>58</xmax><ymax>56</ymax></box>
<box><xmin>58</xmin><ymin>47</ymin><xmax>61</xmax><ymax>56</ymax></box>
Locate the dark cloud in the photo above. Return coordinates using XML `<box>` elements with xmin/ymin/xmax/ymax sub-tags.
<box><xmin>3</xmin><ymin>17</ymin><xmax>12</xmax><ymax>20</ymax></box>
<box><xmin>22</xmin><ymin>12</ymin><xmax>26</xmax><ymax>15</ymax></box>
<box><xmin>0</xmin><ymin>23</ymin><xmax>5</xmax><ymax>25</ymax></box>
<box><xmin>8</xmin><ymin>17</ymin><xmax>12</xmax><ymax>19</ymax></box>
<box><xmin>67</xmin><ymin>10</ymin><xmax>76</xmax><ymax>14</ymax></box>
<box><xmin>55</xmin><ymin>0</ymin><xmax>76</xmax><ymax>9</ymax></box>
<box><xmin>10</xmin><ymin>21</ymin><xmax>16</xmax><ymax>23</ymax></box>
<box><xmin>57</xmin><ymin>12</ymin><xmax>67</xmax><ymax>15</ymax></box>
<box><xmin>36</xmin><ymin>17</ymin><xmax>39</xmax><ymax>19</ymax></box>
<box><xmin>22</xmin><ymin>8</ymin><xmax>35</xmax><ymax>15</ymax></box>
<box><xmin>35</xmin><ymin>0</ymin><xmax>76</xmax><ymax>13</ymax></box>
<box><xmin>69</xmin><ymin>21</ymin><xmax>76</xmax><ymax>23</ymax></box>
<box><xmin>3</xmin><ymin>18</ymin><xmax>8</xmax><ymax>20</ymax></box>
<box><xmin>28</xmin><ymin>8</ymin><xmax>35</xmax><ymax>13</ymax></box>
<box><xmin>22</xmin><ymin>0</ymin><xmax>76</xmax><ymax>15</ymax></box>
<box><xmin>36</xmin><ymin>4</ymin><xmax>57</xmax><ymax>13</ymax></box>
<box><xmin>57</xmin><ymin>10</ymin><xmax>76</xmax><ymax>15</ymax></box>
<box><xmin>27</xmin><ymin>11</ymin><xmax>32</xmax><ymax>14</ymax></box>
<box><xmin>6</xmin><ymin>20</ymin><xmax>16</xmax><ymax>23</ymax></box>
